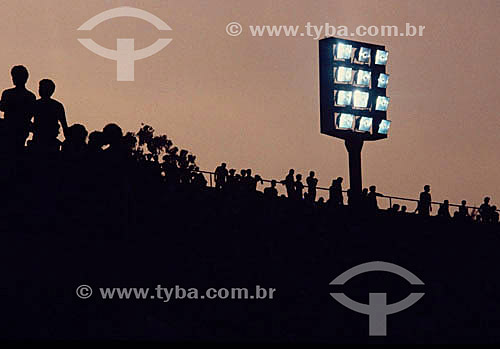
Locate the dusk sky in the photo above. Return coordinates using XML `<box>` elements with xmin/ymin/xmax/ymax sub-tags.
<box><xmin>1</xmin><ymin>0</ymin><xmax>498</xmax><ymax>208</ymax></box>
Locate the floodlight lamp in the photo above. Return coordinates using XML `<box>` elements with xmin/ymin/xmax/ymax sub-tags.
<box><xmin>378</xmin><ymin>119</ymin><xmax>391</xmax><ymax>135</ymax></box>
<box><xmin>357</xmin><ymin>116</ymin><xmax>373</xmax><ymax>132</ymax></box>
<box><xmin>358</xmin><ymin>47</ymin><xmax>371</xmax><ymax>63</ymax></box>
<box><xmin>375</xmin><ymin>96</ymin><xmax>390</xmax><ymax>111</ymax></box>
<box><xmin>337</xmin><ymin>113</ymin><xmax>354</xmax><ymax>129</ymax></box>
<box><xmin>356</xmin><ymin>70</ymin><xmax>371</xmax><ymax>87</ymax></box>
<box><xmin>336</xmin><ymin>67</ymin><xmax>353</xmax><ymax>83</ymax></box>
<box><xmin>336</xmin><ymin>90</ymin><xmax>352</xmax><ymax>106</ymax></box>
<box><xmin>352</xmin><ymin>90</ymin><xmax>369</xmax><ymax>108</ymax></box>
<box><xmin>377</xmin><ymin>73</ymin><xmax>389</xmax><ymax>88</ymax></box>
<box><xmin>375</xmin><ymin>50</ymin><xmax>389</xmax><ymax>65</ymax></box>
<box><xmin>335</xmin><ymin>43</ymin><xmax>352</xmax><ymax>60</ymax></box>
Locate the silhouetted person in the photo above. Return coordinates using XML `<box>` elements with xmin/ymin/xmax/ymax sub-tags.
<box><xmin>457</xmin><ymin>200</ymin><xmax>469</xmax><ymax>218</ymax></box>
<box><xmin>437</xmin><ymin>200</ymin><xmax>451</xmax><ymax>218</ymax></box>
<box><xmin>264</xmin><ymin>180</ymin><xmax>278</xmax><ymax>198</ymax></box>
<box><xmin>192</xmin><ymin>167</ymin><xmax>207</xmax><ymax>188</ymax></box>
<box><xmin>295</xmin><ymin>174</ymin><xmax>304</xmax><ymax>200</ymax></box>
<box><xmin>367</xmin><ymin>185</ymin><xmax>383</xmax><ymax>211</ymax></box>
<box><xmin>281</xmin><ymin>169</ymin><xmax>295</xmax><ymax>199</ymax></box>
<box><xmin>492</xmin><ymin>206</ymin><xmax>499</xmax><ymax>223</ymax></box>
<box><xmin>226</xmin><ymin>168</ymin><xmax>237</xmax><ymax>191</ymax></box>
<box><xmin>214</xmin><ymin>163</ymin><xmax>228</xmax><ymax>190</ymax></box>
<box><xmin>32</xmin><ymin>79</ymin><xmax>68</xmax><ymax>149</ymax></box>
<box><xmin>0</xmin><ymin>65</ymin><xmax>36</xmax><ymax>152</ymax></box>
<box><xmin>416</xmin><ymin>185</ymin><xmax>432</xmax><ymax>216</ymax></box>
<box><xmin>329</xmin><ymin>177</ymin><xmax>343</xmax><ymax>206</ymax></box>
<box><xmin>390</xmin><ymin>204</ymin><xmax>400</xmax><ymax>214</ymax></box>
<box><xmin>401</xmin><ymin>205</ymin><xmax>407</xmax><ymax>214</ymax></box>
<box><xmin>62</xmin><ymin>124</ymin><xmax>88</xmax><ymax>157</ymax></box>
<box><xmin>306</xmin><ymin>171</ymin><xmax>318</xmax><ymax>203</ymax></box>
<box><xmin>479</xmin><ymin>197</ymin><xmax>492</xmax><ymax>223</ymax></box>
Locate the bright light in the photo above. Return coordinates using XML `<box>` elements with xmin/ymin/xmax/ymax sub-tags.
<box><xmin>353</xmin><ymin>90</ymin><xmax>369</xmax><ymax>108</ymax></box>
<box><xmin>335</xmin><ymin>43</ymin><xmax>352</xmax><ymax>60</ymax></box>
<box><xmin>336</xmin><ymin>90</ymin><xmax>352</xmax><ymax>106</ymax></box>
<box><xmin>336</xmin><ymin>67</ymin><xmax>353</xmax><ymax>82</ymax></box>
<box><xmin>375</xmin><ymin>50</ymin><xmax>389</xmax><ymax>65</ymax></box>
<box><xmin>375</xmin><ymin>96</ymin><xmax>390</xmax><ymax>111</ymax></box>
<box><xmin>356</xmin><ymin>70</ymin><xmax>371</xmax><ymax>87</ymax></box>
<box><xmin>357</xmin><ymin>117</ymin><xmax>373</xmax><ymax>132</ymax></box>
<box><xmin>337</xmin><ymin>113</ymin><xmax>354</xmax><ymax>129</ymax></box>
<box><xmin>378</xmin><ymin>120</ymin><xmax>391</xmax><ymax>135</ymax></box>
<box><xmin>358</xmin><ymin>47</ymin><xmax>371</xmax><ymax>63</ymax></box>
<box><xmin>377</xmin><ymin>73</ymin><xmax>389</xmax><ymax>88</ymax></box>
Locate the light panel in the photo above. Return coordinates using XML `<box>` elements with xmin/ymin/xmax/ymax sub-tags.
<box><xmin>357</xmin><ymin>116</ymin><xmax>373</xmax><ymax>132</ymax></box>
<box><xmin>353</xmin><ymin>90</ymin><xmax>369</xmax><ymax>108</ymax></box>
<box><xmin>336</xmin><ymin>90</ymin><xmax>352</xmax><ymax>106</ymax></box>
<box><xmin>358</xmin><ymin>47</ymin><xmax>371</xmax><ymax>63</ymax></box>
<box><xmin>335</xmin><ymin>43</ymin><xmax>352</xmax><ymax>60</ymax></box>
<box><xmin>378</xmin><ymin>120</ymin><xmax>391</xmax><ymax>135</ymax></box>
<box><xmin>375</xmin><ymin>50</ymin><xmax>389</xmax><ymax>65</ymax></box>
<box><xmin>337</xmin><ymin>113</ymin><xmax>355</xmax><ymax>129</ymax></box>
<box><xmin>336</xmin><ymin>67</ymin><xmax>353</xmax><ymax>83</ymax></box>
<box><xmin>356</xmin><ymin>70</ymin><xmax>371</xmax><ymax>87</ymax></box>
<box><xmin>375</xmin><ymin>96</ymin><xmax>390</xmax><ymax>111</ymax></box>
<box><xmin>377</xmin><ymin>73</ymin><xmax>389</xmax><ymax>88</ymax></box>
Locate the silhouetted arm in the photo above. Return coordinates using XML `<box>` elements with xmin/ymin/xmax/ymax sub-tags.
<box><xmin>58</xmin><ymin>103</ymin><xmax>68</xmax><ymax>137</ymax></box>
<box><xmin>0</xmin><ymin>91</ymin><xmax>7</xmax><ymax>112</ymax></box>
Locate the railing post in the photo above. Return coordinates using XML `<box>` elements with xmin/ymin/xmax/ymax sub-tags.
<box><xmin>389</xmin><ymin>197</ymin><xmax>392</xmax><ymax>209</ymax></box>
<box><xmin>209</xmin><ymin>173</ymin><xmax>212</xmax><ymax>187</ymax></box>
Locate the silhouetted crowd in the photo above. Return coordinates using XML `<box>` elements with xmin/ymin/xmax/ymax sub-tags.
<box><xmin>0</xmin><ymin>65</ymin><xmax>498</xmax><ymax>227</ymax></box>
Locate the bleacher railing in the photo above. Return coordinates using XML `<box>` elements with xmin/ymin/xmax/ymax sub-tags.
<box><xmin>195</xmin><ymin>170</ymin><xmax>498</xmax><ymax>214</ymax></box>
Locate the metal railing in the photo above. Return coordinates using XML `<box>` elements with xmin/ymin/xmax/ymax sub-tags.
<box><xmin>195</xmin><ymin>169</ymin><xmax>498</xmax><ymax>214</ymax></box>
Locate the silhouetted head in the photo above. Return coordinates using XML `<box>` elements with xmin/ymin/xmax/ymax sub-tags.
<box><xmin>296</xmin><ymin>174</ymin><xmax>302</xmax><ymax>181</ymax></box>
<box><xmin>401</xmin><ymin>205</ymin><xmax>407</xmax><ymax>212</ymax></box>
<box><xmin>318</xmin><ymin>197</ymin><xmax>325</xmax><ymax>204</ymax></box>
<box><xmin>38</xmin><ymin>79</ymin><xmax>55</xmax><ymax>98</ymax></box>
<box><xmin>221</xmin><ymin>162</ymin><xmax>226</xmax><ymax>169</ymax></box>
<box><xmin>122</xmin><ymin>132</ymin><xmax>137</xmax><ymax>150</ymax></box>
<box><xmin>331</xmin><ymin>179</ymin><xmax>336</xmax><ymax>186</ymax></box>
<box><xmin>369</xmin><ymin>185</ymin><xmax>376</xmax><ymax>192</ymax></box>
<box><xmin>492</xmin><ymin>206</ymin><xmax>497</xmax><ymax>211</ymax></box>
<box><xmin>288</xmin><ymin>169</ymin><xmax>294</xmax><ymax>175</ymax></box>
<box><xmin>88</xmin><ymin>131</ymin><xmax>104</xmax><ymax>148</ymax></box>
<box><xmin>67</xmin><ymin>124</ymin><xmax>88</xmax><ymax>145</ymax></box>
<box><xmin>444</xmin><ymin>200</ymin><xmax>449</xmax><ymax>206</ymax></box>
<box><xmin>392</xmin><ymin>204</ymin><xmax>400</xmax><ymax>212</ymax></box>
<box><xmin>229</xmin><ymin>169</ymin><xmax>236</xmax><ymax>175</ymax></box>
<box><xmin>484</xmin><ymin>197</ymin><xmax>490</xmax><ymax>204</ymax></box>
<box><xmin>362</xmin><ymin>188</ymin><xmax>368</xmax><ymax>195</ymax></box>
<box><xmin>102</xmin><ymin>123</ymin><xmax>123</xmax><ymax>146</ymax></box>
<box><xmin>337</xmin><ymin>177</ymin><xmax>343</xmax><ymax>184</ymax></box>
<box><xmin>461</xmin><ymin>200</ymin><xmax>467</xmax><ymax>206</ymax></box>
<box><xmin>240</xmin><ymin>169</ymin><xmax>246</xmax><ymax>176</ymax></box>
<box><xmin>309</xmin><ymin>171</ymin><xmax>315</xmax><ymax>177</ymax></box>
<box><xmin>247</xmin><ymin>169</ymin><xmax>252</xmax><ymax>176</ymax></box>
<box><xmin>271</xmin><ymin>180</ymin><xmax>277</xmax><ymax>187</ymax></box>
<box><xmin>424</xmin><ymin>185</ymin><xmax>431</xmax><ymax>192</ymax></box>
<box><xmin>11</xmin><ymin>65</ymin><xmax>29</xmax><ymax>87</ymax></box>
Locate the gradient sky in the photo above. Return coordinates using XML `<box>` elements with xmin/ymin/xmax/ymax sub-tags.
<box><xmin>1</xmin><ymin>0</ymin><xmax>499</xmax><ymax>208</ymax></box>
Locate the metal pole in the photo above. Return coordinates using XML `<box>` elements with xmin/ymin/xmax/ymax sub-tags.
<box><xmin>344</xmin><ymin>137</ymin><xmax>364</xmax><ymax>204</ymax></box>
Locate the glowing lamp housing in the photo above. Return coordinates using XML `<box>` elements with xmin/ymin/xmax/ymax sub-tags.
<box><xmin>319</xmin><ymin>37</ymin><xmax>390</xmax><ymax>141</ymax></box>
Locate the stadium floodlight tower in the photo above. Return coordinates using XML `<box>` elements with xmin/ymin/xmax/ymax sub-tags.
<box><xmin>319</xmin><ymin>37</ymin><xmax>391</xmax><ymax>203</ymax></box>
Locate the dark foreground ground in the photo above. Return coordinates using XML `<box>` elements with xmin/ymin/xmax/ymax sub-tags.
<box><xmin>1</xmin><ymin>156</ymin><xmax>500</xmax><ymax>344</ymax></box>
